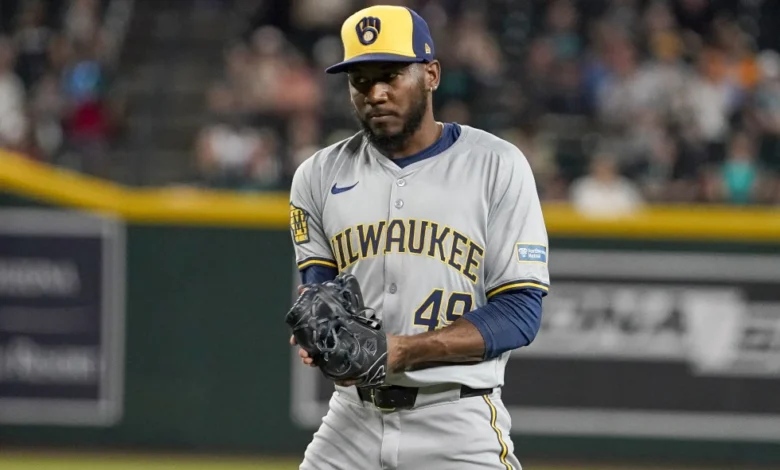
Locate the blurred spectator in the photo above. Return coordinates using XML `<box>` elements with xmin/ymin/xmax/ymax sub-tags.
<box><xmin>636</xmin><ymin>126</ymin><xmax>679</xmax><ymax>201</ymax></box>
<box><xmin>545</xmin><ymin>59</ymin><xmax>589</xmax><ymax>116</ymax></box>
<box><xmin>682</xmin><ymin>47</ymin><xmax>739</xmax><ymax>164</ymax></box>
<box><xmin>196</xmin><ymin>82</ymin><xmax>281</xmax><ymax>190</ymax></box>
<box><xmin>570</xmin><ymin>149</ymin><xmax>645</xmax><ymax>218</ymax></box>
<box><xmin>290</xmin><ymin>0</ymin><xmax>353</xmax><ymax>33</ymax></box>
<box><xmin>12</xmin><ymin>0</ymin><xmax>52</xmax><ymax>89</ymax></box>
<box><xmin>501</xmin><ymin>123</ymin><xmax>560</xmax><ymax>200</ymax></box>
<box><xmin>753</xmin><ymin>51</ymin><xmax>780</xmax><ymax>175</ymax></box>
<box><xmin>29</xmin><ymin>71</ymin><xmax>66</xmax><ymax>159</ymax></box>
<box><xmin>601</xmin><ymin>0</ymin><xmax>641</xmax><ymax>36</ymax></box>
<box><xmin>715</xmin><ymin>16</ymin><xmax>760</xmax><ymax>93</ymax></box>
<box><xmin>522</xmin><ymin>37</ymin><xmax>556</xmax><ymax>114</ymax></box>
<box><xmin>636</xmin><ymin>2</ymin><xmax>688</xmax><ymax>120</ymax></box>
<box><xmin>702</xmin><ymin>131</ymin><xmax>762</xmax><ymax>205</ymax></box>
<box><xmin>544</xmin><ymin>0</ymin><xmax>582</xmax><ymax>61</ymax></box>
<box><xmin>0</xmin><ymin>0</ymin><xmax>124</xmax><ymax>171</ymax></box>
<box><xmin>439</xmin><ymin>100</ymin><xmax>472</xmax><ymax>126</ymax></box>
<box><xmin>243</xmin><ymin>26</ymin><xmax>321</xmax><ymax>115</ymax></box>
<box><xmin>286</xmin><ymin>113</ymin><xmax>321</xmax><ymax>171</ymax></box>
<box><xmin>671</xmin><ymin>0</ymin><xmax>718</xmax><ymax>38</ymax></box>
<box><xmin>58</xmin><ymin>38</ymin><xmax>113</xmax><ymax>176</ymax></box>
<box><xmin>0</xmin><ymin>35</ymin><xmax>28</xmax><ymax>153</ymax></box>
<box><xmin>452</xmin><ymin>8</ymin><xmax>502</xmax><ymax>82</ymax></box>
<box><xmin>63</xmin><ymin>0</ymin><xmax>101</xmax><ymax>47</ymax></box>
<box><xmin>596</xmin><ymin>34</ymin><xmax>649</xmax><ymax>131</ymax></box>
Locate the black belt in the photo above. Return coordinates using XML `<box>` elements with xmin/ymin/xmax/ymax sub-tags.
<box><xmin>356</xmin><ymin>385</ymin><xmax>494</xmax><ymax>411</ymax></box>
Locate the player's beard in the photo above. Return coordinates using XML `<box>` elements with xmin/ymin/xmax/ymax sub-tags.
<box><xmin>356</xmin><ymin>80</ymin><xmax>428</xmax><ymax>154</ymax></box>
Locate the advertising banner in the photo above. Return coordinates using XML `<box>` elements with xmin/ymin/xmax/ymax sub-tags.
<box><xmin>0</xmin><ymin>209</ymin><xmax>125</xmax><ymax>426</ymax></box>
<box><xmin>290</xmin><ymin>247</ymin><xmax>780</xmax><ymax>442</ymax></box>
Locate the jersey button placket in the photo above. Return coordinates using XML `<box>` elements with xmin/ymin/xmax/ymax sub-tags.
<box><xmin>394</xmin><ymin>178</ymin><xmax>406</xmax><ymax>209</ymax></box>
<box><xmin>382</xmin><ymin>178</ymin><xmax>405</xmax><ymax>334</ymax></box>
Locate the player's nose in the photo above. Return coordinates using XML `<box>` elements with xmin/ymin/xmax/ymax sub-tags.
<box><xmin>364</xmin><ymin>82</ymin><xmax>390</xmax><ymax>106</ymax></box>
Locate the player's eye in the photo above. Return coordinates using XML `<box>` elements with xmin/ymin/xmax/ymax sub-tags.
<box><xmin>351</xmin><ymin>76</ymin><xmax>369</xmax><ymax>86</ymax></box>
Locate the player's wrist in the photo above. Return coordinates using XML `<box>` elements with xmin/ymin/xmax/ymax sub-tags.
<box><xmin>387</xmin><ymin>334</ymin><xmax>410</xmax><ymax>373</ymax></box>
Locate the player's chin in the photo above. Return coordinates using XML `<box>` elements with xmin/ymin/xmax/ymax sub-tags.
<box><xmin>368</xmin><ymin>120</ymin><xmax>403</xmax><ymax>137</ymax></box>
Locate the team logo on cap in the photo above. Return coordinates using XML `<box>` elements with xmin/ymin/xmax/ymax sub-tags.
<box><xmin>356</xmin><ymin>16</ymin><xmax>381</xmax><ymax>46</ymax></box>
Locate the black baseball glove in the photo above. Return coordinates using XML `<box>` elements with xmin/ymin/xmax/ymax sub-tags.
<box><xmin>285</xmin><ymin>273</ymin><xmax>387</xmax><ymax>388</ymax></box>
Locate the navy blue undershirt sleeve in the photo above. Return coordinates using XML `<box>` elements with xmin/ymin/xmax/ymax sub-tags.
<box><xmin>300</xmin><ymin>265</ymin><xmax>338</xmax><ymax>285</ymax></box>
<box><xmin>462</xmin><ymin>288</ymin><xmax>544</xmax><ymax>360</ymax></box>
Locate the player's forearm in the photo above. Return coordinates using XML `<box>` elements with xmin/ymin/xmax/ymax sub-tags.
<box><xmin>389</xmin><ymin>288</ymin><xmax>545</xmax><ymax>372</ymax></box>
<box><xmin>391</xmin><ymin>318</ymin><xmax>485</xmax><ymax>372</ymax></box>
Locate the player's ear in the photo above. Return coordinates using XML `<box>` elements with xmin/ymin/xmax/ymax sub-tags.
<box><xmin>424</xmin><ymin>60</ymin><xmax>441</xmax><ymax>92</ymax></box>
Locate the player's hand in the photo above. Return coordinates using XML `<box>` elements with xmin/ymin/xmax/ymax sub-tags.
<box><xmin>333</xmin><ymin>335</ymin><xmax>403</xmax><ymax>386</ymax></box>
<box><xmin>290</xmin><ymin>335</ymin><xmax>362</xmax><ymax>386</ymax></box>
<box><xmin>290</xmin><ymin>335</ymin><xmax>315</xmax><ymax>366</ymax></box>
<box><xmin>290</xmin><ymin>334</ymin><xmax>401</xmax><ymax>386</ymax></box>
<box><xmin>290</xmin><ymin>282</ymin><xmax>313</xmax><ymax>367</ymax></box>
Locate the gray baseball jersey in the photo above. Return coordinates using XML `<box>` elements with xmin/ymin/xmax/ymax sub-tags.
<box><xmin>289</xmin><ymin>125</ymin><xmax>550</xmax><ymax>390</ymax></box>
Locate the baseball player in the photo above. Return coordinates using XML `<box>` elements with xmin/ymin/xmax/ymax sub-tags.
<box><xmin>288</xmin><ymin>5</ymin><xmax>549</xmax><ymax>469</ymax></box>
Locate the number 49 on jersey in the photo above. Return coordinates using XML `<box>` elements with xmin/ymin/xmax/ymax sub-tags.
<box><xmin>413</xmin><ymin>289</ymin><xmax>474</xmax><ymax>331</ymax></box>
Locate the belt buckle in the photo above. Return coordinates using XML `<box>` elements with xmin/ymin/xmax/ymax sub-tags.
<box><xmin>370</xmin><ymin>388</ymin><xmax>396</xmax><ymax>412</ymax></box>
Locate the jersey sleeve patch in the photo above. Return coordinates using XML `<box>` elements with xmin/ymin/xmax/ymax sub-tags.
<box><xmin>516</xmin><ymin>243</ymin><xmax>547</xmax><ymax>264</ymax></box>
<box><xmin>290</xmin><ymin>203</ymin><xmax>310</xmax><ymax>245</ymax></box>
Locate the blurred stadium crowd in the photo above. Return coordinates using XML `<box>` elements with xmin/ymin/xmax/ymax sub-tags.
<box><xmin>0</xmin><ymin>0</ymin><xmax>130</xmax><ymax>175</ymax></box>
<box><xmin>3</xmin><ymin>0</ymin><xmax>780</xmax><ymax>211</ymax></box>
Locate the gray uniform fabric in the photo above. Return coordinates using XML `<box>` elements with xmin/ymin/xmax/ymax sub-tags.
<box><xmin>302</xmin><ymin>388</ymin><xmax>521</xmax><ymax>470</ymax></box>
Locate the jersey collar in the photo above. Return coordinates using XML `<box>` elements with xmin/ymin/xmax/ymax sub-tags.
<box><xmin>391</xmin><ymin>122</ymin><xmax>462</xmax><ymax>168</ymax></box>
<box><xmin>367</xmin><ymin>122</ymin><xmax>463</xmax><ymax>172</ymax></box>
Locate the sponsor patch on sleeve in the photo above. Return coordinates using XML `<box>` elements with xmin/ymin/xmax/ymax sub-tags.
<box><xmin>516</xmin><ymin>243</ymin><xmax>547</xmax><ymax>264</ymax></box>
